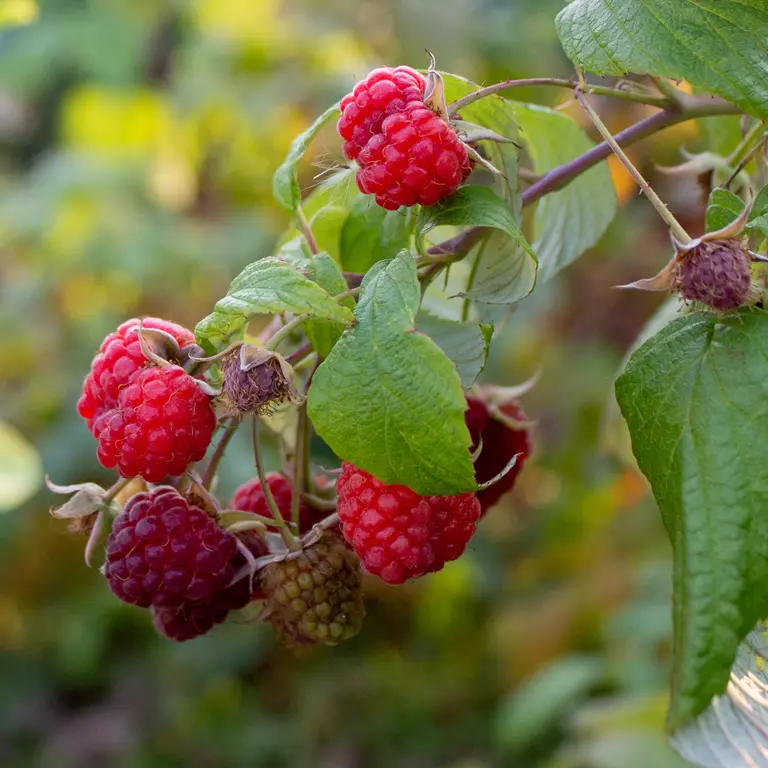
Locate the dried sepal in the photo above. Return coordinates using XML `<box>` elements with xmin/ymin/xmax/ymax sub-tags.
<box><xmin>423</xmin><ymin>50</ymin><xmax>448</xmax><ymax>120</ymax></box>
<box><xmin>46</xmin><ymin>477</ymin><xmax>108</xmax><ymax>520</ymax></box>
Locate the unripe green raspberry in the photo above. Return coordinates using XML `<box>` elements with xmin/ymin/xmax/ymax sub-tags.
<box><xmin>261</xmin><ymin>534</ymin><xmax>364</xmax><ymax>646</ymax></box>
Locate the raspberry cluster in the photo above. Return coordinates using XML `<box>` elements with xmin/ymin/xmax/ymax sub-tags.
<box><xmin>338</xmin><ymin>66</ymin><xmax>472</xmax><ymax>209</ymax></box>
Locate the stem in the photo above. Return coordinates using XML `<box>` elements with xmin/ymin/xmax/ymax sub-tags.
<box><xmin>296</xmin><ymin>205</ymin><xmax>319</xmax><ymax>255</ymax></box>
<box><xmin>724</xmin><ymin>140</ymin><xmax>764</xmax><ymax>191</ymax></box>
<box><xmin>648</xmin><ymin>76</ymin><xmax>685</xmax><ymax>108</ymax></box>
<box><xmin>447</xmin><ymin>77</ymin><xmax>670</xmax><ymax>114</ymax></box>
<box><xmin>285</xmin><ymin>340</ymin><xmax>313</xmax><ymax>364</ymax></box>
<box><xmin>334</xmin><ymin>286</ymin><xmax>362</xmax><ymax>303</ymax></box>
<box><xmin>266</xmin><ymin>314</ymin><xmax>309</xmax><ymax>351</ymax></box>
<box><xmin>103</xmin><ymin>476</ymin><xmax>131</xmax><ymax>508</ymax></box>
<box><xmin>291</xmin><ymin>403</ymin><xmax>308</xmax><ymax>529</ymax></box>
<box><xmin>727</xmin><ymin>119</ymin><xmax>766</xmax><ymax>168</ymax></box>
<box><xmin>461</xmin><ymin>237</ymin><xmax>489</xmax><ymax>322</ymax></box>
<box><xmin>574</xmin><ymin>84</ymin><xmax>691</xmax><ymax>245</ymax></box>
<box><xmin>251</xmin><ymin>416</ymin><xmax>299</xmax><ymax>551</ymax></box>
<box><xmin>201</xmin><ymin>417</ymin><xmax>240</xmax><ymax>489</ymax></box>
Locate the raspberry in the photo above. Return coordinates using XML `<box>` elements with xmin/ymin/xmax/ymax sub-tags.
<box><xmin>337</xmin><ymin>66</ymin><xmax>426</xmax><ymax>161</ymax></box>
<box><xmin>465</xmin><ymin>396</ymin><xmax>531</xmax><ymax>514</ymax></box>
<box><xmin>104</xmin><ymin>487</ymin><xmax>241</xmax><ymax>609</ymax></box>
<box><xmin>94</xmin><ymin>365</ymin><xmax>216</xmax><ymax>483</ymax></box>
<box><xmin>77</xmin><ymin>318</ymin><xmax>195</xmax><ymax>433</ymax></box>
<box><xmin>261</xmin><ymin>533</ymin><xmax>364</xmax><ymax>646</ymax></box>
<box><xmin>230</xmin><ymin>473</ymin><xmax>328</xmax><ymax>534</ymax></box>
<box><xmin>336</xmin><ymin>463</ymin><xmax>481</xmax><ymax>585</ymax></box>
<box><xmin>674</xmin><ymin>238</ymin><xmax>751</xmax><ymax>311</ymax></box>
<box><xmin>355</xmin><ymin>102</ymin><xmax>473</xmax><ymax>210</ymax></box>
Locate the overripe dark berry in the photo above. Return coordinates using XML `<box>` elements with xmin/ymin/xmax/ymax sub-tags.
<box><xmin>77</xmin><ymin>318</ymin><xmax>195</xmax><ymax>433</ymax></box>
<box><xmin>261</xmin><ymin>533</ymin><xmax>364</xmax><ymax>646</ymax></box>
<box><xmin>465</xmin><ymin>395</ymin><xmax>531</xmax><ymax>514</ymax></box>
<box><xmin>336</xmin><ymin>463</ymin><xmax>481</xmax><ymax>585</ymax></box>
<box><xmin>94</xmin><ymin>365</ymin><xmax>216</xmax><ymax>482</ymax></box>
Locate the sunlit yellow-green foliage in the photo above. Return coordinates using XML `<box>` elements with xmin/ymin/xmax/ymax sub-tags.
<box><xmin>0</xmin><ymin>1</ymin><xmax>726</xmax><ymax>765</ymax></box>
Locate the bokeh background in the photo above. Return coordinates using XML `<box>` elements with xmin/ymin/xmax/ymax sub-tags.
<box><xmin>1</xmin><ymin>1</ymin><xmax>739</xmax><ymax>766</ymax></box>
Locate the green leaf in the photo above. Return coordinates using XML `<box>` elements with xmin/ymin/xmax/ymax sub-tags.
<box><xmin>195</xmin><ymin>257</ymin><xmax>353</xmax><ymax>354</ymax></box>
<box><xmin>303</xmin><ymin>252</ymin><xmax>355</xmax><ymax>358</ymax></box>
<box><xmin>556</xmin><ymin>0</ymin><xmax>768</xmax><ymax>120</ymax></box>
<box><xmin>670</xmin><ymin>619</ymin><xmax>768</xmax><ymax>767</ymax></box>
<box><xmin>308</xmin><ymin>251</ymin><xmax>476</xmax><ymax>495</ymax></box>
<box><xmin>414</xmin><ymin>310</ymin><xmax>490</xmax><ymax>388</ymax></box>
<box><xmin>509</xmin><ymin>102</ymin><xmax>616</xmax><ymax>282</ymax></box>
<box><xmin>418</xmin><ymin>185</ymin><xmax>537</xmax><ymax>304</ymax></box>
<box><xmin>309</xmin><ymin>206</ymin><xmax>347</xmax><ymax>263</ymax></box>
<box><xmin>0</xmin><ymin>420</ymin><xmax>42</xmax><ymax>512</ymax></box>
<box><xmin>748</xmin><ymin>184</ymin><xmax>768</xmax><ymax>239</ymax></box>
<box><xmin>272</xmin><ymin>103</ymin><xmax>341</xmax><ymax>212</ymax></box>
<box><xmin>340</xmin><ymin>196</ymin><xmax>414</xmax><ymax>273</ymax></box>
<box><xmin>615</xmin><ymin>309</ymin><xmax>768</xmax><ymax>732</ymax></box>
<box><xmin>441</xmin><ymin>73</ymin><xmax>521</xmax><ymax>215</ymax></box>
<box><xmin>705</xmin><ymin>188</ymin><xmax>745</xmax><ymax>232</ymax></box>
<box><xmin>698</xmin><ymin>115</ymin><xmax>744</xmax><ymax>157</ymax></box>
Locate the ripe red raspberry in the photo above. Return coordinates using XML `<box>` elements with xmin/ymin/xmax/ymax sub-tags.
<box><xmin>465</xmin><ymin>395</ymin><xmax>531</xmax><ymax>514</ymax></box>
<box><xmin>261</xmin><ymin>532</ymin><xmax>365</xmax><ymax>646</ymax></box>
<box><xmin>104</xmin><ymin>487</ymin><xmax>242</xmax><ymax>609</ymax></box>
<box><xmin>230</xmin><ymin>473</ymin><xmax>329</xmax><ymax>534</ymax></box>
<box><xmin>336</xmin><ymin>463</ymin><xmax>481</xmax><ymax>585</ymax></box>
<box><xmin>94</xmin><ymin>365</ymin><xmax>216</xmax><ymax>483</ymax></box>
<box><xmin>355</xmin><ymin>102</ymin><xmax>473</xmax><ymax>210</ymax></box>
<box><xmin>337</xmin><ymin>66</ymin><xmax>426</xmax><ymax>161</ymax></box>
<box><xmin>77</xmin><ymin>318</ymin><xmax>195</xmax><ymax>433</ymax></box>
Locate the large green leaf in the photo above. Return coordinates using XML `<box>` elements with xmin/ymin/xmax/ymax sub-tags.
<box><xmin>616</xmin><ymin>309</ymin><xmax>768</xmax><ymax>732</ymax></box>
<box><xmin>272</xmin><ymin>103</ymin><xmax>341</xmax><ymax>212</ymax></box>
<box><xmin>340</xmin><ymin>196</ymin><xmax>414</xmax><ymax>273</ymax></box>
<box><xmin>510</xmin><ymin>103</ymin><xmax>616</xmax><ymax>282</ymax></box>
<box><xmin>195</xmin><ymin>257</ymin><xmax>353</xmax><ymax>353</ymax></box>
<box><xmin>414</xmin><ymin>310</ymin><xmax>490</xmax><ymax>388</ymax></box>
<box><xmin>308</xmin><ymin>251</ymin><xmax>476</xmax><ymax>495</ymax></box>
<box><xmin>556</xmin><ymin>0</ymin><xmax>768</xmax><ymax>120</ymax></box>
<box><xmin>418</xmin><ymin>185</ymin><xmax>537</xmax><ymax>304</ymax></box>
<box><xmin>670</xmin><ymin>620</ymin><xmax>768</xmax><ymax>767</ymax></box>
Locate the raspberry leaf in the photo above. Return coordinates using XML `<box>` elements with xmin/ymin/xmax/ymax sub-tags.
<box><xmin>418</xmin><ymin>185</ymin><xmax>537</xmax><ymax>304</ymax></box>
<box><xmin>615</xmin><ymin>309</ymin><xmax>768</xmax><ymax>733</ymax></box>
<box><xmin>195</xmin><ymin>257</ymin><xmax>353</xmax><ymax>354</ymax></box>
<box><xmin>705</xmin><ymin>188</ymin><xmax>745</xmax><ymax>232</ymax></box>
<box><xmin>308</xmin><ymin>251</ymin><xmax>476</xmax><ymax>496</ymax></box>
<box><xmin>556</xmin><ymin>0</ymin><xmax>768</xmax><ymax>120</ymax></box>
<box><xmin>303</xmin><ymin>252</ymin><xmax>355</xmax><ymax>358</ymax></box>
<box><xmin>414</xmin><ymin>310</ymin><xmax>490</xmax><ymax>388</ymax></box>
<box><xmin>273</xmin><ymin>103</ymin><xmax>341</xmax><ymax>213</ymax></box>
<box><xmin>340</xmin><ymin>196</ymin><xmax>415</xmax><ymax>273</ymax></box>
<box><xmin>509</xmin><ymin>103</ymin><xmax>616</xmax><ymax>282</ymax></box>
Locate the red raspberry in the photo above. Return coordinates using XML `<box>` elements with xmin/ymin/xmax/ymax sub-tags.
<box><xmin>94</xmin><ymin>365</ymin><xmax>216</xmax><ymax>483</ymax></box>
<box><xmin>104</xmin><ymin>487</ymin><xmax>242</xmax><ymax>609</ymax></box>
<box><xmin>77</xmin><ymin>317</ymin><xmax>195</xmax><ymax>433</ymax></box>
<box><xmin>337</xmin><ymin>66</ymin><xmax>426</xmax><ymax>161</ymax></box>
<box><xmin>336</xmin><ymin>463</ymin><xmax>481</xmax><ymax>585</ymax></box>
<box><xmin>230</xmin><ymin>473</ymin><xmax>328</xmax><ymax>534</ymax></box>
<box><xmin>465</xmin><ymin>395</ymin><xmax>531</xmax><ymax>514</ymax></box>
<box><xmin>355</xmin><ymin>102</ymin><xmax>473</xmax><ymax>210</ymax></box>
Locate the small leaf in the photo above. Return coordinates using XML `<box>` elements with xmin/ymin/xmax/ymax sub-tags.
<box><xmin>509</xmin><ymin>103</ymin><xmax>616</xmax><ymax>281</ymax></box>
<box><xmin>195</xmin><ymin>257</ymin><xmax>353</xmax><ymax>354</ymax></box>
<box><xmin>418</xmin><ymin>185</ymin><xmax>537</xmax><ymax>304</ymax></box>
<box><xmin>670</xmin><ymin>620</ymin><xmax>768</xmax><ymax>768</ymax></box>
<box><xmin>556</xmin><ymin>0</ymin><xmax>768</xmax><ymax>119</ymax></box>
<box><xmin>272</xmin><ymin>103</ymin><xmax>341</xmax><ymax>213</ymax></box>
<box><xmin>616</xmin><ymin>309</ymin><xmax>768</xmax><ymax>732</ymax></box>
<box><xmin>705</xmin><ymin>188</ymin><xmax>745</xmax><ymax>232</ymax></box>
<box><xmin>747</xmin><ymin>184</ymin><xmax>768</xmax><ymax>239</ymax></box>
<box><xmin>414</xmin><ymin>310</ymin><xmax>490</xmax><ymax>388</ymax></box>
<box><xmin>0</xmin><ymin>420</ymin><xmax>42</xmax><ymax>511</ymax></box>
<box><xmin>340</xmin><ymin>196</ymin><xmax>414</xmax><ymax>273</ymax></box>
<box><xmin>308</xmin><ymin>251</ymin><xmax>476</xmax><ymax>495</ymax></box>
<box><xmin>304</xmin><ymin>252</ymin><xmax>354</xmax><ymax>358</ymax></box>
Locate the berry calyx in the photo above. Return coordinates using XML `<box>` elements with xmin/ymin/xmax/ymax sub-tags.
<box><xmin>336</xmin><ymin>463</ymin><xmax>481</xmax><ymax>585</ymax></box>
<box><xmin>230</xmin><ymin>473</ymin><xmax>327</xmax><ymax>534</ymax></box>
<box><xmin>261</xmin><ymin>533</ymin><xmax>365</xmax><ymax>646</ymax></box>
<box><xmin>465</xmin><ymin>395</ymin><xmax>531</xmax><ymax>514</ymax></box>
<box><xmin>104</xmin><ymin>487</ymin><xmax>241</xmax><ymax>609</ymax></box>
<box><xmin>355</xmin><ymin>102</ymin><xmax>473</xmax><ymax>210</ymax></box>
<box><xmin>94</xmin><ymin>365</ymin><xmax>216</xmax><ymax>483</ymax></box>
<box><xmin>337</xmin><ymin>66</ymin><xmax>426</xmax><ymax>161</ymax></box>
<box><xmin>77</xmin><ymin>317</ymin><xmax>195</xmax><ymax>433</ymax></box>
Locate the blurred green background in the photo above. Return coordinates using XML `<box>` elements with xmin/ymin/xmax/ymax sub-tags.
<box><xmin>1</xmin><ymin>1</ymin><xmax>728</xmax><ymax>765</ymax></box>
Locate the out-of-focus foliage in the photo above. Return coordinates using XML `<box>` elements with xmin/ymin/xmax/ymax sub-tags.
<box><xmin>1</xmin><ymin>1</ymin><xmax>739</xmax><ymax>765</ymax></box>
